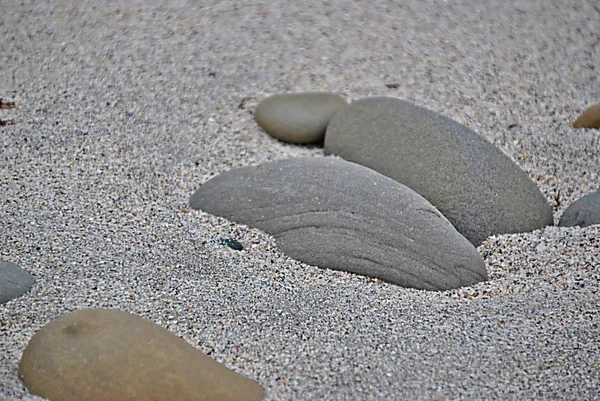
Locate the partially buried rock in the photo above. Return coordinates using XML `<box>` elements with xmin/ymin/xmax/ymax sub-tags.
<box><xmin>559</xmin><ymin>190</ymin><xmax>600</xmax><ymax>228</ymax></box>
<box><xmin>19</xmin><ymin>309</ymin><xmax>264</xmax><ymax>401</ymax></box>
<box><xmin>0</xmin><ymin>260</ymin><xmax>34</xmax><ymax>305</ymax></box>
<box><xmin>573</xmin><ymin>103</ymin><xmax>600</xmax><ymax>129</ymax></box>
<box><xmin>190</xmin><ymin>157</ymin><xmax>487</xmax><ymax>291</ymax></box>
<box><xmin>324</xmin><ymin>97</ymin><xmax>553</xmax><ymax>245</ymax></box>
<box><xmin>254</xmin><ymin>92</ymin><xmax>347</xmax><ymax>144</ymax></box>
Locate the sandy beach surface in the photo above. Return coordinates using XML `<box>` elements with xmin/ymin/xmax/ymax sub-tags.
<box><xmin>1</xmin><ymin>1</ymin><xmax>599</xmax><ymax>399</ymax></box>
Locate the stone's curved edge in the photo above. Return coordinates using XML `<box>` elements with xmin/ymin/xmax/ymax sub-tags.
<box><xmin>573</xmin><ymin>103</ymin><xmax>600</xmax><ymax>129</ymax></box>
<box><xmin>19</xmin><ymin>309</ymin><xmax>265</xmax><ymax>401</ymax></box>
<box><xmin>324</xmin><ymin>97</ymin><xmax>554</xmax><ymax>245</ymax></box>
<box><xmin>189</xmin><ymin>157</ymin><xmax>487</xmax><ymax>291</ymax></box>
<box><xmin>275</xmin><ymin>226</ymin><xmax>484</xmax><ymax>291</ymax></box>
<box><xmin>254</xmin><ymin>92</ymin><xmax>348</xmax><ymax>144</ymax></box>
<box><xmin>0</xmin><ymin>261</ymin><xmax>35</xmax><ymax>305</ymax></box>
<box><xmin>559</xmin><ymin>190</ymin><xmax>600</xmax><ymax>228</ymax></box>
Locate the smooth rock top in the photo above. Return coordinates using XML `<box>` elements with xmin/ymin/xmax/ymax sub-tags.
<box><xmin>19</xmin><ymin>309</ymin><xmax>264</xmax><ymax>401</ymax></box>
<box><xmin>190</xmin><ymin>157</ymin><xmax>487</xmax><ymax>291</ymax></box>
<box><xmin>573</xmin><ymin>103</ymin><xmax>600</xmax><ymax>129</ymax></box>
<box><xmin>324</xmin><ymin>97</ymin><xmax>554</xmax><ymax>245</ymax></box>
<box><xmin>254</xmin><ymin>92</ymin><xmax>347</xmax><ymax>144</ymax></box>
<box><xmin>0</xmin><ymin>261</ymin><xmax>34</xmax><ymax>305</ymax></box>
<box><xmin>559</xmin><ymin>190</ymin><xmax>600</xmax><ymax>228</ymax></box>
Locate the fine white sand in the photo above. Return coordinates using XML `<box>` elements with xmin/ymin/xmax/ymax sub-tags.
<box><xmin>1</xmin><ymin>1</ymin><xmax>599</xmax><ymax>399</ymax></box>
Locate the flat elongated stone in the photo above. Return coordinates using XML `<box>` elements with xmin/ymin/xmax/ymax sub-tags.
<box><xmin>559</xmin><ymin>190</ymin><xmax>600</xmax><ymax>227</ymax></box>
<box><xmin>324</xmin><ymin>97</ymin><xmax>553</xmax><ymax>245</ymax></box>
<box><xmin>0</xmin><ymin>261</ymin><xmax>34</xmax><ymax>305</ymax></box>
<box><xmin>254</xmin><ymin>92</ymin><xmax>347</xmax><ymax>143</ymax></box>
<box><xmin>190</xmin><ymin>158</ymin><xmax>487</xmax><ymax>291</ymax></box>
<box><xmin>19</xmin><ymin>309</ymin><xmax>264</xmax><ymax>401</ymax></box>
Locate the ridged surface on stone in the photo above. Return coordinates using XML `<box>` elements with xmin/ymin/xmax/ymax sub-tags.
<box><xmin>324</xmin><ymin>97</ymin><xmax>554</xmax><ymax>245</ymax></box>
<box><xmin>190</xmin><ymin>157</ymin><xmax>487</xmax><ymax>291</ymax></box>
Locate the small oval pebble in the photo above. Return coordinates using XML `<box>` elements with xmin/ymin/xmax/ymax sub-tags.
<box><xmin>573</xmin><ymin>103</ymin><xmax>600</xmax><ymax>128</ymax></box>
<box><xmin>0</xmin><ymin>260</ymin><xmax>34</xmax><ymax>305</ymax></box>
<box><xmin>558</xmin><ymin>190</ymin><xmax>600</xmax><ymax>227</ymax></box>
<box><xmin>19</xmin><ymin>309</ymin><xmax>264</xmax><ymax>401</ymax></box>
<box><xmin>220</xmin><ymin>236</ymin><xmax>244</xmax><ymax>251</ymax></box>
<box><xmin>254</xmin><ymin>92</ymin><xmax>347</xmax><ymax>144</ymax></box>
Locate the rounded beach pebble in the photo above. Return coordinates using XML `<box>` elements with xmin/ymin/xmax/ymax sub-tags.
<box><xmin>189</xmin><ymin>157</ymin><xmax>487</xmax><ymax>291</ymax></box>
<box><xmin>559</xmin><ymin>190</ymin><xmax>600</xmax><ymax>227</ymax></box>
<box><xmin>0</xmin><ymin>260</ymin><xmax>34</xmax><ymax>305</ymax></box>
<box><xmin>324</xmin><ymin>97</ymin><xmax>554</xmax><ymax>245</ymax></box>
<box><xmin>18</xmin><ymin>309</ymin><xmax>264</xmax><ymax>401</ymax></box>
<box><xmin>254</xmin><ymin>92</ymin><xmax>347</xmax><ymax>143</ymax></box>
<box><xmin>573</xmin><ymin>103</ymin><xmax>600</xmax><ymax>128</ymax></box>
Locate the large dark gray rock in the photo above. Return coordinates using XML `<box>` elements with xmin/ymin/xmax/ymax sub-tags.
<box><xmin>190</xmin><ymin>158</ymin><xmax>487</xmax><ymax>291</ymax></box>
<box><xmin>559</xmin><ymin>190</ymin><xmax>600</xmax><ymax>227</ymax></box>
<box><xmin>19</xmin><ymin>309</ymin><xmax>264</xmax><ymax>401</ymax></box>
<box><xmin>0</xmin><ymin>261</ymin><xmax>34</xmax><ymax>304</ymax></box>
<box><xmin>324</xmin><ymin>97</ymin><xmax>553</xmax><ymax>245</ymax></box>
<box><xmin>254</xmin><ymin>92</ymin><xmax>347</xmax><ymax>144</ymax></box>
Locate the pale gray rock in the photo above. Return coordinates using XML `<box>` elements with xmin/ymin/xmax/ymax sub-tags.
<box><xmin>190</xmin><ymin>158</ymin><xmax>487</xmax><ymax>291</ymax></box>
<box><xmin>324</xmin><ymin>97</ymin><xmax>553</xmax><ymax>245</ymax></box>
<box><xmin>254</xmin><ymin>92</ymin><xmax>347</xmax><ymax>144</ymax></box>
<box><xmin>559</xmin><ymin>190</ymin><xmax>600</xmax><ymax>227</ymax></box>
<box><xmin>0</xmin><ymin>261</ymin><xmax>34</xmax><ymax>304</ymax></box>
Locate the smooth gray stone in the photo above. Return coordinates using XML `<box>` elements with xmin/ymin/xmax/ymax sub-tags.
<box><xmin>324</xmin><ymin>97</ymin><xmax>553</xmax><ymax>245</ymax></box>
<box><xmin>559</xmin><ymin>190</ymin><xmax>600</xmax><ymax>227</ymax></box>
<box><xmin>190</xmin><ymin>158</ymin><xmax>487</xmax><ymax>291</ymax></box>
<box><xmin>0</xmin><ymin>261</ymin><xmax>34</xmax><ymax>304</ymax></box>
<box><xmin>254</xmin><ymin>92</ymin><xmax>347</xmax><ymax>144</ymax></box>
